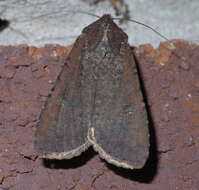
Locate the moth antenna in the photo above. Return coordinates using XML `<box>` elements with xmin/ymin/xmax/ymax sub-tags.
<box><xmin>113</xmin><ymin>17</ymin><xmax>169</xmax><ymax>41</ymax></box>
<box><xmin>75</xmin><ymin>11</ymin><xmax>101</xmax><ymax>18</ymax></box>
<box><xmin>113</xmin><ymin>17</ymin><xmax>181</xmax><ymax>63</ymax></box>
<box><xmin>76</xmin><ymin>12</ymin><xmax>175</xmax><ymax>50</ymax></box>
<box><xmin>75</xmin><ymin>11</ymin><xmax>169</xmax><ymax>42</ymax></box>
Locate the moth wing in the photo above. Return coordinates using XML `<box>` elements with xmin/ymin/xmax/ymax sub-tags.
<box><xmin>35</xmin><ymin>37</ymin><xmax>91</xmax><ymax>159</ymax></box>
<box><xmin>88</xmin><ymin>46</ymin><xmax>149</xmax><ymax>169</ymax></box>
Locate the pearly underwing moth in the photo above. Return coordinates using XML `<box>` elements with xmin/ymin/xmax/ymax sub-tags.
<box><xmin>35</xmin><ymin>15</ymin><xmax>149</xmax><ymax>169</ymax></box>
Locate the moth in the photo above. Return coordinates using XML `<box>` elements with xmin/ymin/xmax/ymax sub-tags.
<box><xmin>35</xmin><ymin>14</ymin><xmax>149</xmax><ymax>169</ymax></box>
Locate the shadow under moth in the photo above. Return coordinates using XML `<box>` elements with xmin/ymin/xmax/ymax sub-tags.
<box><xmin>35</xmin><ymin>15</ymin><xmax>149</xmax><ymax>169</ymax></box>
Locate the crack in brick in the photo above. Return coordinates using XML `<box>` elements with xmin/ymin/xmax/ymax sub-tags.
<box><xmin>91</xmin><ymin>170</ymin><xmax>106</xmax><ymax>188</ymax></box>
<box><xmin>158</xmin><ymin>149</ymin><xmax>173</xmax><ymax>154</ymax></box>
<box><xmin>19</xmin><ymin>152</ymin><xmax>38</xmax><ymax>161</ymax></box>
<box><xmin>0</xmin><ymin>174</ymin><xmax>16</xmax><ymax>185</ymax></box>
<box><xmin>185</xmin><ymin>159</ymin><xmax>199</xmax><ymax>166</ymax></box>
<box><xmin>16</xmin><ymin>169</ymin><xmax>33</xmax><ymax>175</ymax></box>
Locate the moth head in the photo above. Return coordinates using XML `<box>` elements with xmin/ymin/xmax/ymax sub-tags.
<box><xmin>82</xmin><ymin>14</ymin><xmax>128</xmax><ymax>55</ymax></box>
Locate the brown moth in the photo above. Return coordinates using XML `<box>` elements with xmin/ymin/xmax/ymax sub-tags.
<box><xmin>35</xmin><ymin>14</ymin><xmax>149</xmax><ymax>169</ymax></box>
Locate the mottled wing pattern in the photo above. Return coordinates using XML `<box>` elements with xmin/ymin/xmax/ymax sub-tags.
<box><xmin>87</xmin><ymin>44</ymin><xmax>149</xmax><ymax>169</ymax></box>
<box><xmin>83</xmin><ymin>15</ymin><xmax>149</xmax><ymax>169</ymax></box>
<box><xmin>35</xmin><ymin>15</ymin><xmax>149</xmax><ymax>169</ymax></box>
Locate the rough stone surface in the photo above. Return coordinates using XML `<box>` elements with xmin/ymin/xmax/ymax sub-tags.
<box><xmin>0</xmin><ymin>0</ymin><xmax>199</xmax><ymax>47</ymax></box>
<box><xmin>0</xmin><ymin>40</ymin><xmax>198</xmax><ymax>189</ymax></box>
